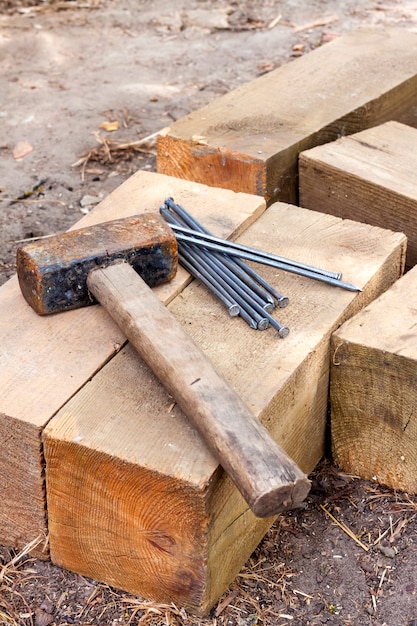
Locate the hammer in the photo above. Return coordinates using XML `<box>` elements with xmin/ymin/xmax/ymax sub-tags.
<box><xmin>16</xmin><ymin>212</ymin><xmax>310</xmax><ymax>518</ymax></box>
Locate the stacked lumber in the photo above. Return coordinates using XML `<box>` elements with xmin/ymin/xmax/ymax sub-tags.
<box><xmin>299</xmin><ymin>116</ymin><xmax>417</xmax><ymax>490</ymax></box>
<box><xmin>299</xmin><ymin>121</ymin><xmax>417</xmax><ymax>267</ymax></box>
<box><xmin>1</xmin><ymin>25</ymin><xmax>416</xmax><ymax>616</ymax></box>
<box><xmin>0</xmin><ymin>171</ymin><xmax>265</xmax><ymax>557</ymax></box>
<box><xmin>331</xmin><ymin>266</ymin><xmax>417</xmax><ymax>493</ymax></box>
<box><xmin>42</xmin><ymin>198</ymin><xmax>405</xmax><ymax>612</ymax></box>
<box><xmin>158</xmin><ymin>28</ymin><xmax>417</xmax><ymax>204</ymax></box>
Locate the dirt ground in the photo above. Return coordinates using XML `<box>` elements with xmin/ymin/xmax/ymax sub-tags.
<box><xmin>1</xmin><ymin>1</ymin><xmax>417</xmax><ymax>625</ymax></box>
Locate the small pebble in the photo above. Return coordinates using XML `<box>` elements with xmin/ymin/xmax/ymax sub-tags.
<box><xmin>35</xmin><ymin>608</ymin><xmax>54</xmax><ymax>626</ymax></box>
<box><xmin>378</xmin><ymin>544</ymin><xmax>396</xmax><ymax>559</ymax></box>
<box><xmin>79</xmin><ymin>194</ymin><xmax>102</xmax><ymax>208</ymax></box>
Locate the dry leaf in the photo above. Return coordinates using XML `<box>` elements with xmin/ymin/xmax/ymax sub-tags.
<box><xmin>13</xmin><ymin>141</ymin><xmax>33</xmax><ymax>159</ymax></box>
<box><xmin>292</xmin><ymin>43</ymin><xmax>305</xmax><ymax>56</ymax></box>
<box><xmin>321</xmin><ymin>32</ymin><xmax>341</xmax><ymax>43</ymax></box>
<box><xmin>258</xmin><ymin>60</ymin><xmax>275</xmax><ymax>73</ymax></box>
<box><xmin>100</xmin><ymin>120</ymin><xmax>119</xmax><ymax>132</ymax></box>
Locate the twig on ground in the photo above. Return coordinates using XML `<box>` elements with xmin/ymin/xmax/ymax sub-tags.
<box><xmin>373</xmin><ymin>514</ymin><xmax>415</xmax><ymax>545</ymax></box>
<box><xmin>293</xmin><ymin>14</ymin><xmax>339</xmax><ymax>32</ymax></box>
<box><xmin>0</xmin><ymin>535</ymin><xmax>46</xmax><ymax>584</ymax></box>
<box><xmin>320</xmin><ymin>504</ymin><xmax>369</xmax><ymax>552</ymax></box>
<box><xmin>16</xmin><ymin>0</ymin><xmax>102</xmax><ymax>15</ymax></box>
<box><xmin>120</xmin><ymin>598</ymin><xmax>186</xmax><ymax>626</ymax></box>
<box><xmin>72</xmin><ymin>128</ymin><xmax>169</xmax><ymax>179</ymax></box>
<box><xmin>293</xmin><ymin>589</ymin><xmax>314</xmax><ymax>599</ymax></box>
<box><xmin>267</xmin><ymin>13</ymin><xmax>282</xmax><ymax>28</ymax></box>
<box><xmin>0</xmin><ymin>608</ymin><xmax>21</xmax><ymax>626</ymax></box>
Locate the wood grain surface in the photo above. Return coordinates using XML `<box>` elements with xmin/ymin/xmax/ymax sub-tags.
<box><xmin>43</xmin><ymin>202</ymin><xmax>406</xmax><ymax>611</ymax></box>
<box><xmin>331</xmin><ymin>265</ymin><xmax>417</xmax><ymax>493</ymax></box>
<box><xmin>300</xmin><ymin>121</ymin><xmax>417</xmax><ymax>267</ymax></box>
<box><xmin>0</xmin><ymin>170</ymin><xmax>265</xmax><ymax>554</ymax></box>
<box><xmin>158</xmin><ymin>28</ymin><xmax>417</xmax><ymax>204</ymax></box>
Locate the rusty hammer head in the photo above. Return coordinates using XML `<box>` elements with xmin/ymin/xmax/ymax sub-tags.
<box><xmin>17</xmin><ymin>213</ymin><xmax>178</xmax><ymax>315</ymax></box>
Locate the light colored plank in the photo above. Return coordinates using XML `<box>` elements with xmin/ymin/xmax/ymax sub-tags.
<box><xmin>86</xmin><ymin>262</ymin><xmax>309</xmax><ymax>517</ymax></box>
<box><xmin>331</xmin><ymin>265</ymin><xmax>417</xmax><ymax>493</ymax></box>
<box><xmin>43</xmin><ymin>203</ymin><xmax>406</xmax><ymax>612</ymax></box>
<box><xmin>299</xmin><ymin>121</ymin><xmax>417</xmax><ymax>267</ymax></box>
<box><xmin>158</xmin><ymin>28</ymin><xmax>417</xmax><ymax>204</ymax></box>
<box><xmin>0</xmin><ymin>171</ymin><xmax>265</xmax><ymax>554</ymax></box>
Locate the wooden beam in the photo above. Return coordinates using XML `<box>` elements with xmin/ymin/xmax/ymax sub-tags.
<box><xmin>157</xmin><ymin>28</ymin><xmax>417</xmax><ymax>205</ymax></box>
<box><xmin>331</xmin><ymin>265</ymin><xmax>417</xmax><ymax>493</ymax></box>
<box><xmin>300</xmin><ymin>121</ymin><xmax>417</xmax><ymax>268</ymax></box>
<box><xmin>43</xmin><ymin>204</ymin><xmax>406</xmax><ymax>613</ymax></box>
<box><xmin>0</xmin><ymin>171</ymin><xmax>265</xmax><ymax>556</ymax></box>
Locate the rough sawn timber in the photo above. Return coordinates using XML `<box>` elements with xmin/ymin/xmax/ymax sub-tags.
<box><xmin>0</xmin><ymin>171</ymin><xmax>265</xmax><ymax>556</ymax></box>
<box><xmin>86</xmin><ymin>263</ymin><xmax>310</xmax><ymax>518</ymax></box>
<box><xmin>43</xmin><ymin>203</ymin><xmax>406</xmax><ymax>613</ymax></box>
<box><xmin>299</xmin><ymin>121</ymin><xmax>417</xmax><ymax>268</ymax></box>
<box><xmin>331</xmin><ymin>265</ymin><xmax>417</xmax><ymax>493</ymax></box>
<box><xmin>157</xmin><ymin>27</ymin><xmax>417</xmax><ymax>205</ymax></box>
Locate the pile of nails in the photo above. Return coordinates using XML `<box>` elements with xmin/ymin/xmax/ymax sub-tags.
<box><xmin>160</xmin><ymin>198</ymin><xmax>360</xmax><ymax>339</ymax></box>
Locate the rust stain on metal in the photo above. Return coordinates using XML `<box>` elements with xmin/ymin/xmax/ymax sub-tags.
<box><xmin>17</xmin><ymin>213</ymin><xmax>178</xmax><ymax>315</ymax></box>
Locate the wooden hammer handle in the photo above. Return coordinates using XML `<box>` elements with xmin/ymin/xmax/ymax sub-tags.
<box><xmin>87</xmin><ymin>262</ymin><xmax>310</xmax><ymax>517</ymax></box>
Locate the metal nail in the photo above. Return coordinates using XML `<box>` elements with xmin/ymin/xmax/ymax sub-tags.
<box><xmin>163</xmin><ymin>198</ymin><xmax>344</xmax><ymax>282</ymax></box>
<box><xmin>183</xmin><ymin>244</ymin><xmax>287</xmax><ymax>336</ymax></box>
<box><xmin>181</xmin><ymin>246</ymin><xmax>260</xmax><ymax>329</ymax></box>
<box><xmin>173</xmin><ymin>231</ymin><xmax>360</xmax><ymax>292</ymax></box>
<box><xmin>184</xmin><ymin>244</ymin><xmax>271</xmax><ymax>331</ymax></box>
<box><xmin>231</xmin><ymin>257</ymin><xmax>289</xmax><ymax>308</ymax></box>
<box><xmin>161</xmin><ymin>202</ymin><xmax>289</xmax><ymax>307</ymax></box>
<box><xmin>178</xmin><ymin>251</ymin><xmax>240</xmax><ymax>317</ymax></box>
<box><xmin>161</xmin><ymin>200</ymin><xmax>292</xmax><ymax>335</ymax></box>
